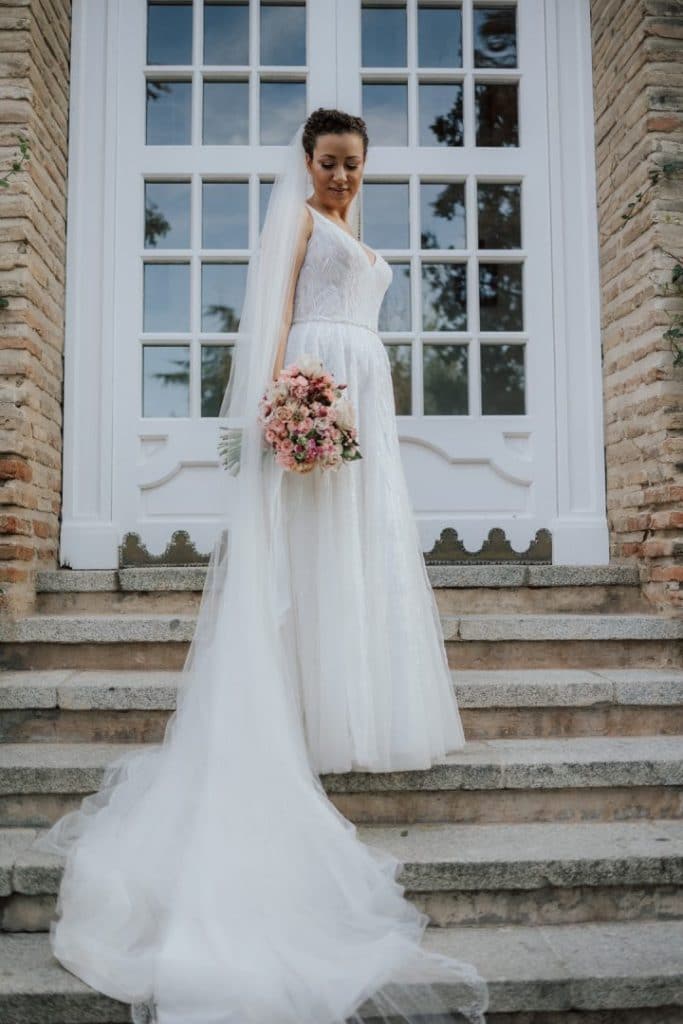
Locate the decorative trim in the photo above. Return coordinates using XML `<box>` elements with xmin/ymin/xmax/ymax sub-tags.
<box><xmin>424</xmin><ymin>528</ymin><xmax>552</xmax><ymax>565</ymax></box>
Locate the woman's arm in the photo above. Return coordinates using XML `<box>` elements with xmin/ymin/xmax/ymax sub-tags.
<box><xmin>271</xmin><ymin>205</ymin><xmax>313</xmax><ymax>381</ymax></box>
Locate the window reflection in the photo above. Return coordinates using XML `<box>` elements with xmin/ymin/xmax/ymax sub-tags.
<box><xmin>144</xmin><ymin>263</ymin><xmax>190</xmax><ymax>332</ymax></box>
<box><xmin>363</xmin><ymin>183</ymin><xmax>410</xmax><ymax>249</ymax></box>
<box><xmin>418</xmin><ymin>4</ymin><xmax>462</xmax><ymax>68</ymax></box>
<box><xmin>362</xmin><ymin>82</ymin><xmax>408</xmax><ymax>145</ymax></box>
<box><xmin>477</xmin><ymin>182</ymin><xmax>521</xmax><ymax>248</ymax></box>
<box><xmin>421</xmin><ymin>263</ymin><xmax>467</xmax><ymax>330</ymax></box>
<box><xmin>420</xmin><ymin>182</ymin><xmax>466</xmax><ymax>250</ymax></box>
<box><xmin>204</xmin><ymin>3</ymin><xmax>249</xmax><ymax>65</ymax></box>
<box><xmin>201</xmin><ymin>264</ymin><xmax>248</xmax><ymax>332</ymax></box>
<box><xmin>479</xmin><ymin>262</ymin><xmax>523</xmax><ymax>331</ymax></box>
<box><xmin>423</xmin><ymin>344</ymin><xmax>468</xmax><ymax>414</ymax></box>
<box><xmin>473</xmin><ymin>6</ymin><xmax>517</xmax><ymax>67</ymax></box>
<box><xmin>146</xmin><ymin>81</ymin><xmax>192</xmax><ymax>145</ymax></box>
<box><xmin>143</xmin><ymin>345</ymin><xmax>190</xmax><ymax>417</ymax></box>
<box><xmin>202</xmin><ymin>182</ymin><xmax>249</xmax><ymax>249</ymax></box>
<box><xmin>145</xmin><ymin>182</ymin><xmax>191</xmax><ymax>248</ymax></box>
<box><xmin>147</xmin><ymin>3</ymin><xmax>192</xmax><ymax>65</ymax></box>
<box><xmin>384</xmin><ymin>344</ymin><xmax>412</xmax><ymax>414</ymax></box>
<box><xmin>362</xmin><ymin>4</ymin><xmax>407</xmax><ymax>67</ymax></box>
<box><xmin>481</xmin><ymin>343</ymin><xmax>525</xmax><ymax>414</ymax></box>
<box><xmin>201</xmin><ymin>345</ymin><xmax>233</xmax><ymax>416</ymax></box>
<box><xmin>260</xmin><ymin>81</ymin><xmax>307</xmax><ymax>143</ymax></box>
<box><xmin>260</xmin><ymin>180</ymin><xmax>274</xmax><ymax>233</ymax></box>
<box><xmin>261</xmin><ymin>3</ymin><xmax>306</xmax><ymax>65</ymax></box>
<box><xmin>475</xmin><ymin>82</ymin><xmax>518</xmax><ymax>147</ymax></box>
<box><xmin>419</xmin><ymin>82</ymin><xmax>463</xmax><ymax>146</ymax></box>
<box><xmin>203</xmin><ymin>81</ymin><xmax>249</xmax><ymax>144</ymax></box>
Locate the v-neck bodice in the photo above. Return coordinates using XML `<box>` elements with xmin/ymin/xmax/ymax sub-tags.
<box><xmin>306</xmin><ymin>202</ymin><xmax>380</xmax><ymax>269</ymax></box>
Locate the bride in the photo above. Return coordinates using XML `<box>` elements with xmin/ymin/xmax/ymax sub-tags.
<box><xmin>32</xmin><ymin>108</ymin><xmax>490</xmax><ymax>1024</ymax></box>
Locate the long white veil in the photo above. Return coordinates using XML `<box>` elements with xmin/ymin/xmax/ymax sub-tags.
<box><xmin>32</xmin><ymin>121</ymin><xmax>490</xmax><ymax>1024</ymax></box>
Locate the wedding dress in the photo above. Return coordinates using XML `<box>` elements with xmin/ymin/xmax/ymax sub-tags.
<box><xmin>31</xmin><ymin>123</ymin><xmax>489</xmax><ymax>1024</ymax></box>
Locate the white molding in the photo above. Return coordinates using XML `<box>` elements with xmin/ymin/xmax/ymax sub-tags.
<box><xmin>544</xmin><ymin>0</ymin><xmax>609</xmax><ymax>563</ymax></box>
<box><xmin>59</xmin><ymin>0</ymin><xmax>121</xmax><ymax>569</ymax></box>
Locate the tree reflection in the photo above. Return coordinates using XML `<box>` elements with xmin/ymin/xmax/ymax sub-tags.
<box><xmin>481</xmin><ymin>344</ymin><xmax>525</xmax><ymax>414</ymax></box>
<box><xmin>201</xmin><ymin>347</ymin><xmax>233</xmax><ymax>417</ymax></box>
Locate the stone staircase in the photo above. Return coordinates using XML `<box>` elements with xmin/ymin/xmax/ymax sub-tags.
<box><xmin>0</xmin><ymin>565</ymin><xmax>682</xmax><ymax>1022</ymax></box>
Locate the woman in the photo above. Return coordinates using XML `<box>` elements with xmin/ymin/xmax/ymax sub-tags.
<box><xmin>32</xmin><ymin>109</ymin><xmax>489</xmax><ymax>1024</ymax></box>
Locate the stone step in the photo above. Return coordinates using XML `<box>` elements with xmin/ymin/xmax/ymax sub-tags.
<box><xmin>2</xmin><ymin>612</ymin><xmax>680</xmax><ymax>671</ymax></box>
<box><xmin>0</xmin><ymin>668</ymin><xmax>681</xmax><ymax>743</ymax></box>
<box><xmin>2</xmin><ymin>920</ymin><xmax>681</xmax><ymax>1022</ymax></box>
<box><xmin>2</xmin><ymin>819</ymin><xmax>682</xmax><ymax>933</ymax></box>
<box><xmin>34</xmin><ymin>564</ymin><xmax>649</xmax><ymax>615</ymax></box>
<box><xmin>1</xmin><ymin>735</ymin><xmax>681</xmax><ymax>828</ymax></box>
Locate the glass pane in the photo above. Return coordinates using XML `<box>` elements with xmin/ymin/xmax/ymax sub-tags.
<box><xmin>419</xmin><ymin>82</ymin><xmax>463</xmax><ymax>146</ymax></box>
<box><xmin>473</xmin><ymin>6</ymin><xmax>517</xmax><ymax>67</ymax></box>
<box><xmin>147</xmin><ymin>3</ymin><xmax>192</xmax><ymax>65</ymax></box>
<box><xmin>201</xmin><ymin>263</ymin><xmax>248</xmax><ymax>332</ymax></box>
<box><xmin>423</xmin><ymin>343</ymin><xmax>468</xmax><ymax>414</ymax></box>
<box><xmin>201</xmin><ymin>345</ymin><xmax>233</xmax><ymax>416</ymax></box>
<box><xmin>146</xmin><ymin>81</ymin><xmax>192</xmax><ymax>144</ymax></box>
<box><xmin>362</xmin><ymin>83</ymin><xmax>408</xmax><ymax>145</ymax></box>
<box><xmin>260</xmin><ymin>81</ymin><xmax>307</xmax><ymax>144</ymax></box>
<box><xmin>479</xmin><ymin>262</ymin><xmax>523</xmax><ymax>330</ymax></box>
<box><xmin>418</xmin><ymin>4</ymin><xmax>462</xmax><ymax>68</ymax></box>
<box><xmin>362</xmin><ymin>4</ymin><xmax>407</xmax><ymax>67</ymax></box>
<box><xmin>143</xmin><ymin>263</ymin><xmax>190</xmax><ymax>331</ymax></box>
<box><xmin>204</xmin><ymin>3</ymin><xmax>249</xmax><ymax>65</ymax></box>
<box><xmin>481</xmin><ymin>343</ymin><xmax>525</xmax><ymax>414</ymax></box>
<box><xmin>475</xmin><ymin>82</ymin><xmax>518</xmax><ymax>147</ymax></box>
<box><xmin>378</xmin><ymin>262</ymin><xmax>411</xmax><ymax>331</ymax></box>
<box><xmin>260</xmin><ymin>179</ymin><xmax>273</xmax><ymax>232</ymax></box>
<box><xmin>385</xmin><ymin>344</ymin><xmax>412</xmax><ymax>414</ymax></box>
<box><xmin>143</xmin><ymin>345</ymin><xmax>190</xmax><ymax>417</ymax></box>
<box><xmin>203</xmin><ymin>81</ymin><xmax>249</xmax><ymax>144</ymax></box>
<box><xmin>363</xmin><ymin>182</ymin><xmax>409</xmax><ymax>249</ymax></box>
<box><xmin>420</xmin><ymin>182</ymin><xmax>465</xmax><ymax>250</ymax></box>
<box><xmin>421</xmin><ymin>263</ymin><xmax>467</xmax><ymax>330</ymax></box>
<box><xmin>261</xmin><ymin>3</ymin><xmax>306</xmax><ymax>65</ymax></box>
<box><xmin>145</xmin><ymin>182</ymin><xmax>191</xmax><ymax>248</ymax></box>
<box><xmin>477</xmin><ymin>182</ymin><xmax>521</xmax><ymax>248</ymax></box>
<box><xmin>202</xmin><ymin>182</ymin><xmax>249</xmax><ymax>248</ymax></box>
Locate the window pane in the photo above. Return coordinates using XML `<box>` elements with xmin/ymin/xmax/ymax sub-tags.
<box><xmin>479</xmin><ymin>262</ymin><xmax>523</xmax><ymax>331</ymax></box>
<box><xmin>418</xmin><ymin>4</ymin><xmax>462</xmax><ymax>68</ymax></box>
<box><xmin>475</xmin><ymin>82</ymin><xmax>518</xmax><ymax>147</ymax></box>
<box><xmin>473</xmin><ymin>5</ymin><xmax>517</xmax><ymax>68</ymax></box>
<box><xmin>202</xmin><ymin>182</ymin><xmax>249</xmax><ymax>249</ymax></box>
<box><xmin>384</xmin><ymin>344</ymin><xmax>412</xmax><ymax>414</ymax></box>
<box><xmin>378</xmin><ymin>262</ymin><xmax>411</xmax><ymax>331</ymax></box>
<box><xmin>201</xmin><ymin>263</ymin><xmax>248</xmax><ymax>332</ymax></box>
<box><xmin>420</xmin><ymin>182</ymin><xmax>465</xmax><ymax>250</ymax></box>
<box><xmin>203</xmin><ymin>81</ymin><xmax>249</xmax><ymax>144</ymax></box>
<box><xmin>481</xmin><ymin>343</ymin><xmax>525</xmax><ymax>414</ymax></box>
<box><xmin>147</xmin><ymin>3</ymin><xmax>192</xmax><ymax>65</ymax></box>
<box><xmin>145</xmin><ymin>182</ymin><xmax>191</xmax><ymax>248</ymax></box>
<box><xmin>362</xmin><ymin>83</ymin><xmax>408</xmax><ymax>145</ymax></box>
<box><xmin>261</xmin><ymin>3</ymin><xmax>306</xmax><ymax>65</ymax></box>
<box><xmin>204</xmin><ymin>3</ymin><xmax>249</xmax><ymax>65</ymax></box>
<box><xmin>143</xmin><ymin>264</ymin><xmax>190</xmax><ymax>331</ymax></box>
<box><xmin>363</xmin><ymin>182</ymin><xmax>410</xmax><ymax>249</ymax></box>
<box><xmin>362</xmin><ymin>4</ymin><xmax>407</xmax><ymax>67</ymax></box>
<box><xmin>421</xmin><ymin>263</ymin><xmax>467</xmax><ymax>330</ymax></box>
<box><xmin>477</xmin><ymin>182</ymin><xmax>521</xmax><ymax>248</ymax></box>
<box><xmin>260</xmin><ymin>81</ymin><xmax>307</xmax><ymax>143</ymax></box>
<box><xmin>146</xmin><ymin>81</ymin><xmax>192</xmax><ymax>144</ymax></box>
<box><xmin>423</xmin><ymin>344</ymin><xmax>468</xmax><ymax>414</ymax></box>
<box><xmin>260</xmin><ymin>179</ymin><xmax>273</xmax><ymax>233</ymax></box>
<box><xmin>201</xmin><ymin>345</ymin><xmax>233</xmax><ymax>416</ymax></box>
<box><xmin>419</xmin><ymin>82</ymin><xmax>463</xmax><ymax>146</ymax></box>
<box><xmin>143</xmin><ymin>345</ymin><xmax>190</xmax><ymax>417</ymax></box>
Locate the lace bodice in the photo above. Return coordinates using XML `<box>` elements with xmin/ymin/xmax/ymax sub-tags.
<box><xmin>291</xmin><ymin>203</ymin><xmax>393</xmax><ymax>332</ymax></box>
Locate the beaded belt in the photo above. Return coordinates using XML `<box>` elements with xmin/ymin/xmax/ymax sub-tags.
<box><xmin>290</xmin><ymin>316</ymin><xmax>379</xmax><ymax>337</ymax></box>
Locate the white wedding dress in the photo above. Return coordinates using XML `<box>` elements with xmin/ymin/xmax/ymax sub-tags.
<box><xmin>31</xmin><ymin>199</ymin><xmax>489</xmax><ymax>1024</ymax></box>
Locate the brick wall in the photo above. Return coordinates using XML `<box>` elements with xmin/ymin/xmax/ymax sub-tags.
<box><xmin>0</xmin><ymin>0</ymin><xmax>70</xmax><ymax>617</ymax></box>
<box><xmin>590</xmin><ymin>0</ymin><xmax>683</xmax><ymax>612</ymax></box>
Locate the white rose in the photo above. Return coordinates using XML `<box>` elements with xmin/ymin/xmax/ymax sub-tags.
<box><xmin>297</xmin><ymin>352</ymin><xmax>324</xmax><ymax>377</ymax></box>
<box><xmin>334</xmin><ymin>396</ymin><xmax>356</xmax><ymax>431</ymax></box>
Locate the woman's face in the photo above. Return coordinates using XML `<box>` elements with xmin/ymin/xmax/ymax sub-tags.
<box><xmin>306</xmin><ymin>132</ymin><xmax>366</xmax><ymax>210</ymax></box>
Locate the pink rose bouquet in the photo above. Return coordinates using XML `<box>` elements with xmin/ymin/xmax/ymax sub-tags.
<box><xmin>258</xmin><ymin>354</ymin><xmax>362</xmax><ymax>473</ymax></box>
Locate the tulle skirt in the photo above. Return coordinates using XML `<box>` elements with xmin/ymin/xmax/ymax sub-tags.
<box><xmin>280</xmin><ymin>316</ymin><xmax>466</xmax><ymax>773</ymax></box>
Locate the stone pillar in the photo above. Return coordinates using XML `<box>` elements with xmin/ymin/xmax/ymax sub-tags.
<box><xmin>0</xmin><ymin>0</ymin><xmax>70</xmax><ymax>617</ymax></box>
<box><xmin>590</xmin><ymin>0</ymin><xmax>683</xmax><ymax>613</ymax></box>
